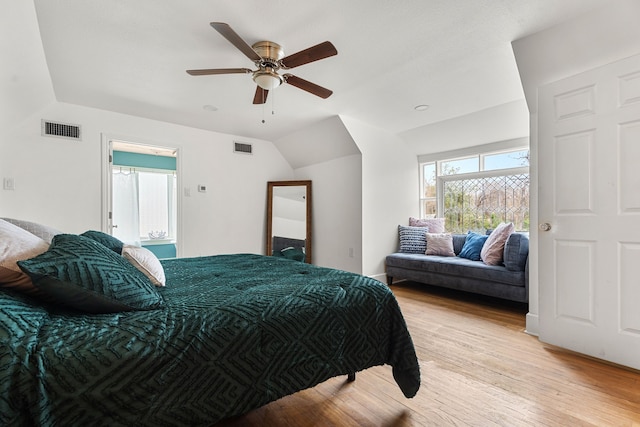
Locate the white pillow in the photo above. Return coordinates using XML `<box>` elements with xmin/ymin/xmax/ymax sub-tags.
<box><xmin>480</xmin><ymin>222</ymin><xmax>515</xmax><ymax>265</ymax></box>
<box><xmin>0</xmin><ymin>219</ymin><xmax>50</xmax><ymax>294</ymax></box>
<box><xmin>122</xmin><ymin>245</ymin><xmax>166</xmax><ymax>287</ymax></box>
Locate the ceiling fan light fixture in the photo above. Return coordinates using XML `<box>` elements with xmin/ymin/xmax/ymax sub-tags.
<box><xmin>253</xmin><ymin>69</ymin><xmax>283</xmax><ymax>90</ymax></box>
<box><xmin>187</xmin><ymin>23</ymin><xmax>338</xmax><ymax>102</ymax></box>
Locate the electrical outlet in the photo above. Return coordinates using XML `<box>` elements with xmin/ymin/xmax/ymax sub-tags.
<box><xmin>3</xmin><ymin>177</ymin><xmax>15</xmax><ymax>190</ymax></box>
<box><xmin>348</xmin><ymin>248</ymin><xmax>354</xmax><ymax>258</ymax></box>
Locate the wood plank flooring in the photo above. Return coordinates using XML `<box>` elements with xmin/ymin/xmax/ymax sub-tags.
<box><xmin>214</xmin><ymin>281</ymin><xmax>640</xmax><ymax>426</ymax></box>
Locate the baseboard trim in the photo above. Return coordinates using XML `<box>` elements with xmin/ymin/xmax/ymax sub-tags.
<box><xmin>369</xmin><ymin>273</ymin><xmax>388</xmax><ymax>284</ymax></box>
<box><xmin>525</xmin><ymin>312</ymin><xmax>539</xmax><ymax>336</ymax></box>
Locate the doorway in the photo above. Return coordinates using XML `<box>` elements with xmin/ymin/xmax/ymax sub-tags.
<box><xmin>102</xmin><ymin>136</ymin><xmax>180</xmax><ymax>258</ymax></box>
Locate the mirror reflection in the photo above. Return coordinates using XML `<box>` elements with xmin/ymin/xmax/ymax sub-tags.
<box><xmin>266</xmin><ymin>180</ymin><xmax>312</xmax><ymax>263</ymax></box>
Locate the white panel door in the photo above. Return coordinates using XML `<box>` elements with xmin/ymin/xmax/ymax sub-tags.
<box><xmin>538</xmin><ymin>53</ymin><xmax>640</xmax><ymax>370</ymax></box>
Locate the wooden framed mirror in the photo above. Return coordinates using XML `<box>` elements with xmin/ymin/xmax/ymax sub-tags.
<box><xmin>266</xmin><ymin>180</ymin><xmax>312</xmax><ymax>263</ymax></box>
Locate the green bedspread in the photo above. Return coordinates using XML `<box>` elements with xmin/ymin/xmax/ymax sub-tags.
<box><xmin>0</xmin><ymin>254</ymin><xmax>420</xmax><ymax>426</ymax></box>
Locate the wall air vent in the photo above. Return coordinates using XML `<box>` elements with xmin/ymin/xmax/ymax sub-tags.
<box><xmin>41</xmin><ymin>120</ymin><xmax>81</xmax><ymax>141</ymax></box>
<box><xmin>234</xmin><ymin>141</ymin><xmax>253</xmax><ymax>154</ymax></box>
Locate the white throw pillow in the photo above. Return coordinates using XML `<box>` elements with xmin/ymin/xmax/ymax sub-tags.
<box><xmin>480</xmin><ymin>222</ymin><xmax>515</xmax><ymax>265</ymax></box>
<box><xmin>122</xmin><ymin>245</ymin><xmax>166</xmax><ymax>287</ymax></box>
<box><xmin>0</xmin><ymin>219</ymin><xmax>50</xmax><ymax>294</ymax></box>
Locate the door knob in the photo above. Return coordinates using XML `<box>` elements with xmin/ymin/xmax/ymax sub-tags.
<box><xmin>539</xmin><ymin>223</ymin><xmax>551</xmax><ymax>232</ymax></box>
<box><xmin>112</xmin><ymin>224</ymin><xmax>118</xmax><ymax>229</ymax></box>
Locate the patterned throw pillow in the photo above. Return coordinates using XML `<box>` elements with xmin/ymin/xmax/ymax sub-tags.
<box><xmin>81</xmin><ymin>230</ymin><xmax>125</xmax><ymax>255</ymax></box>
<box><xmin>398</xmin><ymin>225</ymin><xmax>428</xmax><ymax>254</ymax></box>
<box><xmin>458</xmin><ymin>232</ymin><xmax>489</xmax><ymax>261</ymax></box>
<box><xmin>425</xmin><ymin>233</ymin><xmax>456</xmax><ymax>256</ymax></box>
<box><xmin>480</xmin><ymin>222</ymin><xmax>515</xmax><ymax>265</ymax></box>
<box><xmin>18</xmin><ymin>234</ymin><xmax>164</xmax><ymax>313</ymax></box>
<box><xmin>409</xmin><ymin>217</ymin><xmax>445</xmax><ymax>233</ymax></box>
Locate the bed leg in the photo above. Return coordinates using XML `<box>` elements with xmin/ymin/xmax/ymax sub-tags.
<box><xmin>347</xmin><ymin>372</ymin><xmax>356</xmax><ymax>382</ymax></box>
<box><xmin>387</xmin><ymin>276</ymin><xmax>393</xmax><ymax>286</ymax></box>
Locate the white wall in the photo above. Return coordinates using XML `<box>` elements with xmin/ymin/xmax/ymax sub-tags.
<box><xmin>0</xmin><ymin>1</ymin><xmax>55</xmax><ymax>132</ymax></box>
<box><xmin>0</xmin><ymin>0</ymin><xmax>294</xmax><ymax>258</ymax></box>
<box><xmin>288</xmin><ymin>115</ymin><xmax>418</xmax><ymax>279</ymax></box>
<box><xmin>341</xmin><ymin>116</ymin><xmax>418</xmax><ymax>279</ymax></box>
<box><xmin>295</xmin><ymin>154</ymin><xmax>362</xmax><ymax>273</ymax></box>
<box><xmin>512</xmin><ymin>0</ymin><xmax>640</xmax><ymax>335</ymax></box>
<box><xmin>401</xmin><ymin>100</ymin><xmax>530</xmax><ymax>155</ymax></box>
<box><xmin>0</xmin><ymin>102</ymin><xmax>293</xmax><ymax>258</ymax></box>
<box><xmin>274</xmin><ymin>116</ymin><xmax>361</xmax><ymax>169</ymax></box>
<box><xmin>272</xmin><ymin>195</ymin><xmax>306</xmax><ymax>240</ymax></box>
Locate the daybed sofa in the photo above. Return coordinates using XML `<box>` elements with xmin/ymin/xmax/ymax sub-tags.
<box><xmin>386</xmin><ymin>229</ymin><xmax>529</xmax><ymax>303</ymax></box>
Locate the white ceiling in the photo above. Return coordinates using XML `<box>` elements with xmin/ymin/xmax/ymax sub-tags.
<box><xmin>34</xmin><ymin>0</ymin><xmax>607</xmax><ymax>149</ymax></box>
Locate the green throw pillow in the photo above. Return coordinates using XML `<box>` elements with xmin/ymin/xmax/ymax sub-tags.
<box><xmin>18</xmin><ymin>234</ymin><xmax>164</xmax><ymax>313</ymax></box>
<box><xmin>81</xmin><ymin>230</ymin><xmax>124</xmax><ymax>255</ymax></box>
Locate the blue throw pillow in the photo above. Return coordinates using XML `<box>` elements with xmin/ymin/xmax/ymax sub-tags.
<box><xmin>458</xmin><ymin>232</ymin><xmax>488</xmax><ymax>261</ymax></box>
<box><xmin>18</xmin><ymin>234</ymin><xmax>164</xmax><ymax>313</ymax></box>
<box><xmin>398</xmin><ymin>225</ymin><xmax>428</xmax><ymax>254</ymax></box>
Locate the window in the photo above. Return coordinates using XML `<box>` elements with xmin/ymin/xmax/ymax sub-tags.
<box><xmin>421</xmin><ymin>163</ymin><xmax>437</xmax><ymax>217</ymax></box>
<box><xmin>420</xmin><ymin>146</ymin><xmax>530</xmax><ymax>233</ymax></box>
<box><xmin>111</xmin><ymin>147</ymin><xmax>178</xmax><ymax>245</ymax></box>
<box><xmin>137</xmin><ymin>171</ymin><xmax>177</xmax><ymax>240</ymax></box>
<box><xmin>112</xmin><ymin>168</ymin><xmax>177</xmax><ymax>243</ymax></box>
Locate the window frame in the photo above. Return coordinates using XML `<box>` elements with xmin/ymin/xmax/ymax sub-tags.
<box><xmin>418</xmin><ymin>139</ymin><xmax>530</xmax><ymax>229</ymax></box>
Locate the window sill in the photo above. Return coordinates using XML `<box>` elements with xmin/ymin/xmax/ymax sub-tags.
<box><xmin>141</xmin><ymin>239</ymin><xmax>175</xmax><ymax>246</ymax></box>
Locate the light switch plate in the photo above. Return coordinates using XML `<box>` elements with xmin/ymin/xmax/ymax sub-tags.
<box><xmin>3</xmin><ymin>177</ymin><xmax>15</xmax><ymax>190</ymax></box>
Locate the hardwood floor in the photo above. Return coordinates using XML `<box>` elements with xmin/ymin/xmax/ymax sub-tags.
<box><xmin>214</xmin><ymin>282</ymin><xmax>640</xmax><ymax>426</ymax></box>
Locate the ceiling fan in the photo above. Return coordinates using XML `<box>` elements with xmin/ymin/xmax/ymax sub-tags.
<box><xmin>187</xmin><ymin>22</ymin><xmax>338</xmax><ymax>104</ymax></box>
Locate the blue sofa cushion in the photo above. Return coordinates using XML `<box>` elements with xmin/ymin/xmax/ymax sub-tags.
<box><xmin>386</xmin><ymin>252</ymin><xmax>525</xmax><ymax>287</ymax></box>
<box><xmin>503</xmin><ymin>233</ymin><xmax>529</xmax><ymax>272</ymax></box>
<box><xmin>458</xmin><ymin>232</ymin><xmax>489</xmax><ymax>261</ymax></box>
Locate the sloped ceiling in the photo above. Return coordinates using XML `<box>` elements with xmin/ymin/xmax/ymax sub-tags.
<box><xmin>1</xmin><ymin>1</ymin><xmax>55</xmax><ymax>131</ymax></box>
<box><xmin>33</xmin><ymin>0</ymin><xmax>608</xmax><ymax>154</ymax></box>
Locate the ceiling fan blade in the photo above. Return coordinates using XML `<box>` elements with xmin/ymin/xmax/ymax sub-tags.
<box><xmin>186</xmin><ymin>68</ymin><xmax>252</xmax><ymax>76</ymax></box>
<box><xmin>280</xmin><ymin>41</ymin><xmax>337</xmax><ymax>69</ymax></box>
<box><xmin>284</xmin><ymin>74</ymin><xmax>333</xmax><ymax>99</ymax></box>
<box><xmin>210</xmin><ymin>22</ymin><xmax>262</xmax><ymax>62</ymax></box>
<box><xmin>253</xmin><ymin>86</ymin><xmax>269</xmax><ymax>104</ymax></box>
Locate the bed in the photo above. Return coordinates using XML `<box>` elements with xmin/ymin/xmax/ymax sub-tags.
<box><xmin>0</xmin><ymin>218</ymin><xmax>420</xmax><ymax>426</ymax></box>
